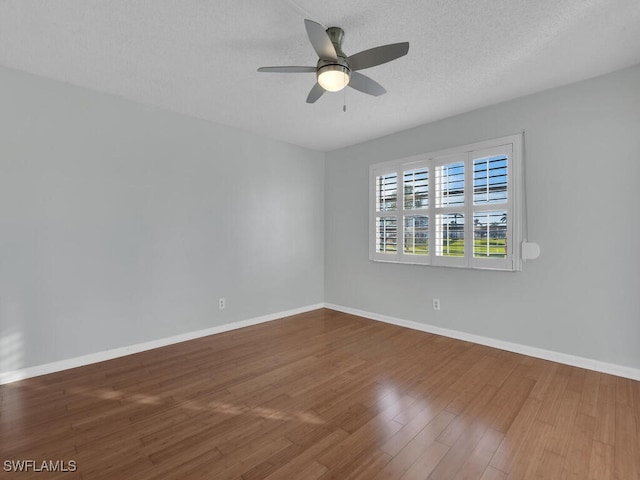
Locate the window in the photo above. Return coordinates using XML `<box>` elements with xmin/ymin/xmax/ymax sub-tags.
<box><xmin>369</xmin><ymin>134</ymin><xmax>523</xmax><ymax>271</ymax></box>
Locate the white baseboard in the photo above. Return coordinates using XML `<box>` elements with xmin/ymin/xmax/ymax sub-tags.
<box><xmin>324</xmin><ymin>303</ymin><xmax>640</xmax><ymax>381</ymax></box>
<box><xmin>0</xmin><ymin>303</ymin><xmax>324</xmax><ymax>385</ymax></box>
<box><xmin>4</xmin><ymin>302</ymin><xmax>638</xmax><ymax>385</ymax></box>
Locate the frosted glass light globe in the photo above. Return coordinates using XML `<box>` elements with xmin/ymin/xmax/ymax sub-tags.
<box><xmin>317</xmin><ymin>65</ymin><xmax>350</xmax><ymax>92</ymax></box>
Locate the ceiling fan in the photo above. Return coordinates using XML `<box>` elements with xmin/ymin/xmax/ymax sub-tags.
<box><xmin>257</xmin><ymin>19</ymin><xmax>409</xmax><ymax>103</ymax></box>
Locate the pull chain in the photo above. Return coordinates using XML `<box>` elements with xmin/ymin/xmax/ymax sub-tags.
<box><xmin>343</xmin><ymin>76</ymin><xmax>347</xmax><ymax>112</ymax></box>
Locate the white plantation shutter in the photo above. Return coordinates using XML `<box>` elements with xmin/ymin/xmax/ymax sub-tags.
<box><xmin>400</xmin><ymin>161</ymin><xmax>430</xmax><ymax>263</ymax></box>
<box><xmin>370</xmin><ymin>134</ymin><xmax>523</xmax><ymax>271</ymax></box>
<box><xmin>371</xmin><ymin>168</ymin><xmax>400</xmax><ymax>260</ymax></box>
<box><xmin>433</xmin><ymin>154</ymin><xmax>466</xmax><ymax>267</ymax></box>
<box><xmin>403</xmin><ymin>167</ymin><xmax>429</xmax><ymax>210</ymax></box>
<box><xmin>468</xmin><ymin>145</ymin><xmax>513</xmax><ymax>270</ymax></box>
<box><xmin>376</xmin><ymin>172</ymin><xmax>398</xmax><ymax>212</ymax></box>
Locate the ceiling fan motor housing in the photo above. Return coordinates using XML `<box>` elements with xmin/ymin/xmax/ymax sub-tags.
<box><xmin>316</xmin><ymin>27</ymin><xmax>351</xmax><ymax>90</ymax></box>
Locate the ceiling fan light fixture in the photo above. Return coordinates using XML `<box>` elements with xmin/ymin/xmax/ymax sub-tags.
<box><xmin>317</xmin><ymin>64</ymin><xmax>351</xmax><ymax>92</ymax></box>
<box><xmin>257</xmin><ymin>19</ymin><xmax>409</xmax><ymax>103</ymax></box>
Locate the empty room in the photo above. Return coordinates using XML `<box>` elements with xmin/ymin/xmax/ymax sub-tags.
<box><xmin>1</xmin><ymin>1</ymin><xmax>639</xmax><ymax>479</ymax></box>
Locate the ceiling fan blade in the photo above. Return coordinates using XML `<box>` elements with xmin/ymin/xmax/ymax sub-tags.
<box><xmin>348</xmin><ymin>72</ymin><xmax>386</xmax><ymax>96</ymax></box>
<box><xmin>306</xmin><ymin>83</ymin><xmax>325</xmax><ymax>103</ymax></box>
<box><xmin>348</xmin><ymin>42</ymin><xmax>409</xmax><ymax>71</ymax></box>
<box><xmin>304</xmin><ymin>19</ymin><xmax>337</xmax><ymax>61</ymax></box>
<box><xmin>257</xmin><ymin>66</ymin><xmax>316</xmax><ymax>73</ymax></box>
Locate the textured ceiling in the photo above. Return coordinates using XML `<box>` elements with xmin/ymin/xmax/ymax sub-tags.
<box><xmin>1</xmin><ymin>0</ymin><xmax>640</xmax><ymax>152</ymax></box>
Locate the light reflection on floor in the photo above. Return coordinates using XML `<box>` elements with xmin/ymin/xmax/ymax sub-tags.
<box><xmin>65</xmin><ymin>386</ymin><xmax>325</xmax><ymax>424</ymax></box>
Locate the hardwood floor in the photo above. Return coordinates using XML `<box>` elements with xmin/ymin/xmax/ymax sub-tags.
<box><xmin>1</xmin><ymin>308</ymin><xmax>639</xmax><ymax>479</ymax></box>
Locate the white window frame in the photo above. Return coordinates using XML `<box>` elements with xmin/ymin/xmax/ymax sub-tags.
<box><xmin>369</xmin><ymin>134</ymin><xmax>523</xmax><ymax>271</ymax></box>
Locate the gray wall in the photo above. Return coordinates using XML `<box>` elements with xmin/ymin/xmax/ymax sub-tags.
<box><xmin>0</xmin><ymin>67</ymin><xmax>325</xmax><ymax>373</ymax></box>
<box><xmin>325</xmin><ymin>65</ymin><xmax>640</xmax><ymax>370</ymax></box>
<box><xmin>2</xmin><ymin>63</ymin><xmax>638</xmax><ymax>377</ymax></box>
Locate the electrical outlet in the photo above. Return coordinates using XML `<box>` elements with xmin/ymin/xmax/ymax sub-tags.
<box><xmin>433</xmin><ymin>298</ymin><xmax>440</xmax><ymax>311</ymax></box>
<box><xmin>219</xmin><ymin>298</ymin><xmax>226</xmax><ymax>310</ymax></box>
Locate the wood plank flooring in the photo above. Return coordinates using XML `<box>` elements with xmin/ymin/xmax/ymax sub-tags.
<box><xmin>1</xmin><ymin>308</ymin><xmax>639</xmax><ymax>479</ymax></box>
